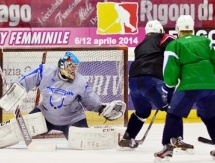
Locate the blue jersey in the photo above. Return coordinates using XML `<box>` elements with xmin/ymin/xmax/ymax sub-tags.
<box><xmin>17</xmin><ymin>64</ymin><xmax>102</xmax><ymax>126</ymax></box>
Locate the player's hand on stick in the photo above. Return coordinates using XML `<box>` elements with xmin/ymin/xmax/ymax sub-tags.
<box><xmin>99</xmin><ymin>100</ymin><xmax>126</xmax><ymax>121</ymax></box>
<box><xmin>162</xmin><ymin>84</ymin><xmax>175</xmax><ymax>105</ymax></box>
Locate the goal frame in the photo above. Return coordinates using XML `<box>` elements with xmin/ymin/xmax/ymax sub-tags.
<box><xmin>0</xmin><ymin>46</ymin><xmax>128</xmax><ymax>126</ymax></box>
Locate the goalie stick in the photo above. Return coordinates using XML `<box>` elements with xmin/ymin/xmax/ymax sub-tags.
<box><xmin>137</xmin><ymin>109</ymin><xmax>159</xmax><ymax>145</ymax></box>
<box><xmin>14</xmin><ymin>106</ymin><xmax>56</xmax><ymax>151</ymax></box>
<box><xmin>198</xmin><ymin>136</ymin><xmax>214</xmax><ymax>145</ymax></box>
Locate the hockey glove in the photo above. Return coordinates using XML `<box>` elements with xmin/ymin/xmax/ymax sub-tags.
<box><xmin>162</xmin><ymin>84</ymin><xmax>175</xmax><ymax>104</ymax></box>
<box><xmin>99</xmin><ymin>100</ymin><xmax>126</xmax><ymax>121</ymax></box>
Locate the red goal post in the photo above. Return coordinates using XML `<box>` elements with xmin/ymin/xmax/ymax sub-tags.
<box><xmin>0</xmin><ymin>46</ymin><xmax>128</xmax><ymax>137</ymax></box>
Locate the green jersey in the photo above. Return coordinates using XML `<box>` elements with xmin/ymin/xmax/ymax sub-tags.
<box><xmin>163</xmin><ymin>34</ymin><xmax>215</xmax><ymax>91</ymax></box>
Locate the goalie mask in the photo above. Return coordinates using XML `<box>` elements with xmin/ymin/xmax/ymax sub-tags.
<box><xmin>58</xmin><ymin>51</ymin><xmax>80</xmax><ymax>81</ymax></box>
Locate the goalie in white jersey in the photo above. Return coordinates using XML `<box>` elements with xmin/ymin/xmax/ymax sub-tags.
<box><xmin>9</xmin><ymin>51</ymin><xmax>125</xmax><ymax>141</ymax></box>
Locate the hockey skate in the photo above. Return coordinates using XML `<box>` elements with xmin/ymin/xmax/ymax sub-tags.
<box><xmin>154</xmin><ymin>144</ymin><xmax>173</xmax><ymax>163</ymax></box>
<box><xmin>171</xmin><ymin>137</ymin><xmax>194</xmax><ymax>155</ymax></box>
<box><xmin>118</xmin><ymin>131</ymin><xmax>138</xmax><ymax>149</ymax></box>
<box><xmin>210</xmin><ymin>150</ymin><xmax>215</xmax><ymax>160</ymax></box>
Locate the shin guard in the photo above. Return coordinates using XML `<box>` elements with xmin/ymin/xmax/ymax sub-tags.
<box><xmin>126</xmin><ymin>113</ymin><xmax>144</xmax><ymax>138</ymax></box>
<box><xmin>162</xmin><ymin>113</ymin><xmax>183</xmax><ymax>145</ymax></box>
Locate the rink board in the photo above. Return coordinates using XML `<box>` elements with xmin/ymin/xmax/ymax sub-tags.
<box><xmin>2</xmin><ymin>109</ymin><xmax>201</xmax><ymax>124</ymax></box>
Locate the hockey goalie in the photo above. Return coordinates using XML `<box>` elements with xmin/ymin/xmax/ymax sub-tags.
<box><xmin>0</xmin><ymin>51</ymin><xmax>126</xmax><ymax>150</ymax></box>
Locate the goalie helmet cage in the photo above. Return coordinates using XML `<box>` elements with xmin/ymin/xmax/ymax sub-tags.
<box><xmin>0</xmin><ymin>46</ymin><xmax>128</xmax><ymax>138</ymax></box>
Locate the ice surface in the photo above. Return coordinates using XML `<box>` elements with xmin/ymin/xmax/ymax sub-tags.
<box><xmin>1</xmin><ymin>123</ymin><xmax>214</xmax><ymax>163</ymax></box>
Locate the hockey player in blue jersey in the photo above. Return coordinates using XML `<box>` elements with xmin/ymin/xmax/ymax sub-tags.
<box><xmin>16</xmin><ymin>51</ymin><xmax>126</xmax><ymax>140</ymax></box>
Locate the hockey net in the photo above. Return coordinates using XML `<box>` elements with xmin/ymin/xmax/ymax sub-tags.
<box><xmin>0</xmin><ymin>46</ymin><xmax>128</xmax><ymax>138</ymax></box>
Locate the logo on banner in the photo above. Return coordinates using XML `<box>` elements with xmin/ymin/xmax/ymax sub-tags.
<box><xmin>96</xmin><ymin>2</ymin><xmax>138</xmax><ymax>35</ymax></box>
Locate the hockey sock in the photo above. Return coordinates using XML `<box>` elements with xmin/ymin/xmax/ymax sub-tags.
<box><xmin>162</xmin><ymin>113</ymin><xmax>183</xmax><ymax>145</ymax></box>
<box><xmin>178</xmin><ymin>118</ymin><xmax>184</xmax><ymax>139</ymax></box>
<box><xmin>126</xmin><ymin>111</ymin><xmax>150</xmax><ymax>139</ymax></box>
<box><xmin>201</xmin><ymin>116</ymin><xmax>215</xmax><ymax>144</ymax></box>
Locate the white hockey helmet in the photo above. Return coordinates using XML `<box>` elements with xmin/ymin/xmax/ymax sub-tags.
<box><xmin>145</xmin><ymin>20</ymin><xmax>164</xmax><ymax>34</ymax></box>
<box><xmin>175</xmin><ymin>15</ymin><xmax>194</xmax><ymax>32</ymax></box>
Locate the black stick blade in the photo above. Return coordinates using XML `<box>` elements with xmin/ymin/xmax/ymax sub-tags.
<box><xmin>198</xmin><ymin>137</ymin><xmax>214</xmax><ymax>145</ymax></box>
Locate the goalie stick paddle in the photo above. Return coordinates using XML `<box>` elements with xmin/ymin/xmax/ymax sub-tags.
<box><xmin>137</xmin><ymin>109</ymin><xmax>159</xmax><ymax>145</ymax></box>
<box><xmin>198</xmin><ymin>136</ymin><xmax>214</xmax><ymax>145</ymax></box>
<box><xmin>14</xmin><ymin>106</ymin><xmax>57</xmax><ymax>151</ymax></box>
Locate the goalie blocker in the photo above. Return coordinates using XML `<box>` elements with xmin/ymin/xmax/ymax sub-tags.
<box><xmin>0</xmin><ymin>112</ymin><xmax>48</xmax><ymax>148</ymax></box>
<box><xmin>0</xmin><ymin>83</ymin><xmax>27</xmax><ymax>111</ymax></box>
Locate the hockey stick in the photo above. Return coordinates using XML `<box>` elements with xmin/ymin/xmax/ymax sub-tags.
<box><xmin>14</xmin><ymin>106</ymin><xmax>56</xmax><ymax>151</ymax></box>
<box><xmin>137</xmin><ymin>109</ymin><xmax>159</xmax><ymax>145</ymax></box>
<box><xmin>198</xmin><ymin>136</ymin><xmax>214</xmax><ymax>145</ymax></box>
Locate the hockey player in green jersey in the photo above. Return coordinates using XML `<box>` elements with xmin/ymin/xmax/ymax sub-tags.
<box><xmin>154</xmin><ymin>15</ymin><xmax>215</xmax><ymax>162</ymax></box>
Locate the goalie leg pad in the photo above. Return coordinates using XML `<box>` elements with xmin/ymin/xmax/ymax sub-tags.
<box><xmin>0</xmin><ymin>112</ymin><xmax>48</xmax><ymax>148</ymax></box>
<box><xmin>68</xmin><ymin>126</ymin><xmax>125</xmax><ymax>150</ymax></box>
<box><xmin>0</xmin><ymin>119</ymin><xmax>20</xmax><ymax>148</ymax></box>
<box><xmin>23</xmin><ymin>112</ymin><xmax>48</xmax><ymax>137</ymax></box>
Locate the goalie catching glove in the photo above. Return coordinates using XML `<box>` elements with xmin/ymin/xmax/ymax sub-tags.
<box><xmin>99</xmin><ymin>100</ymin><xmax>126</xmax><ymax>121</ymax></box>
